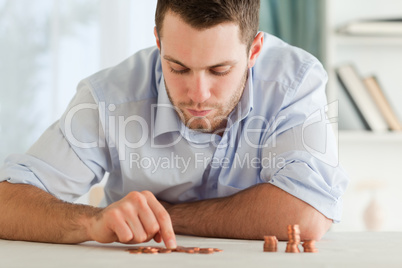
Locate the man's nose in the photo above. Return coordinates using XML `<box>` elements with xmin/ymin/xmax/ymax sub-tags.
<box><xmin>187</xmin><ymin>72</ymin><xmax>211</xmax><ymax>104</ymax></box>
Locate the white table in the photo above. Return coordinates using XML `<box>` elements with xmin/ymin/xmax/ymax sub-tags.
<box><xmin>1</xmin><ymin>232</ymin><xmax>401</xmax><ymax>268</ymax></box>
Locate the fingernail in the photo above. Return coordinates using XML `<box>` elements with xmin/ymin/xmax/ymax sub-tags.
<box><xmin>167</xmin><ymin>239</ymin><xmax>176</xmax><ymax>249</ymax></box>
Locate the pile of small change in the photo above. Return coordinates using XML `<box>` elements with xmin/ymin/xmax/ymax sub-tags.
<box><xmin>263</xmin><ymin>224</ymin><xmax>318</xmax><ymax>253</ymax></box>
<box><xmin>286</xmin><ymin>224</ymin><xmax>301</xmax><ymax>253</ymax></box>
<box><xmin>127</xmin><ymin>246</ymin><xmax>223</xmax><ymax>255</ymax></box>
<box><xmin>263</xmin><ymin>235</ymin><xmax>278</xmax><ymax>252</ymax></box>
<box><xmin>302</xmin><ymin>240</ymin><xmax>318</xmax><ymax>253</ymax></box>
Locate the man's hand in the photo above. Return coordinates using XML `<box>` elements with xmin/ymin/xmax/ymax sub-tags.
<box><xmin>88</xmin><ymin>191</ymin><xmax>176</xmax><ymax>249</ymax></box>
<box><xmin>0</xmin><ymin>182</ymin><xmax>176</xmax><ymax>246</ymax></box>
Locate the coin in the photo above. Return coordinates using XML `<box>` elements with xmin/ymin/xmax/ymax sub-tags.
<box><xmin>127</xmin><ymin>249</ymin><xmax>142</xmax><ymax>254</ymax></box>
<box><xmin>199</xmin><ymin>248</ymin><xmax>214</xmax><ymax>254</ymax></box>
<box><xmin>302</xmin><ymin>240</ymin><xmax>315</xmax><ymax>247</ymax></box>
<box><xmin>285</xmin><ymin>225</ymin><xmax>301</xmax><ymax>253</ymax></box>
<box><xmin>142</xmin><ymin>248</ymin><xmax>159</xmax><ymax>254</ymax></box>
<box><xmin>158</xmin><ymin>248</ymin><xmax>172</xmax><ymax>253</ymax></box>
<box><xmin>263</xmin><ymin>235</ymin><xmax>278</xmax><ymax>252</ymax></box>
<box><xmin>302</xmin><ymin>240</ymin><xmax>318</xmax><ymax>253</ymax></box>
<box><xmin>285</xmin><ymin>243</ymin><xmax>300</xmax><ymax>253</ymax></box>
<box><xmin>127</xmin><ymin>245</ymin><xmax>222</xmax><ymax>254</ymax></box>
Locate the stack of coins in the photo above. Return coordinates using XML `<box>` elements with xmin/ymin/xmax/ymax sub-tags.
<box><xmin>263</xmin><ymin>235</ymin><xmax>278</xmax><ymax>252</ymax></box>
<box><xmin>127</xmin><ymin>246</ymin><xmax>223</xmax><ymax>255</ymax></box>
<box><xmin>285</xmin><ymin>224</ymin><xmax>301</xmax><ymax>253</ymax></box>
<box><xmin>302</xmin><ymin>240</ymin><xmax>318</xmax><ymax>253</ymax></box>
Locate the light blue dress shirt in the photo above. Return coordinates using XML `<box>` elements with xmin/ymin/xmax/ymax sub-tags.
<box><xmin>0</xmin><ymin>33</ymin><xmax>349</xmax><ymax>222</ymax></box>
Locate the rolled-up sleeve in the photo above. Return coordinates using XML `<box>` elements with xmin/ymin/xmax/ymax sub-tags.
<box><xmin>0</xmin><ymin>82</ymin><xmax>111</xmax><ymax>202</ymax></box>
<box><xmin>259</xmin><ymin>62</ymin><xmax>349</xmax><ymax>223</ymax></box>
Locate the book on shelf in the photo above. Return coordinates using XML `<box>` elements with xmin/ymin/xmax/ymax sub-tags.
<box><xmin>337</xmin><ymin>80</ymin><xmax>369</xmax><ymax>131</ymax></box>
<box><xmin>363</xmin><ymin>75</ymin><xmax>402</xmax><ymax>131</ymax></box>
<box><xmin>338</xmin><ymin>17</ymin><xmax>402</xmax><ymax>36</ymax></box>
<box><xmin>336</xmin><ymin>64</ymin><xmax>388</xmax><ymax>132</ymax></box>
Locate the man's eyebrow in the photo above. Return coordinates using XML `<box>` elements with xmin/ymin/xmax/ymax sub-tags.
<box><xmin>164</xmin><ymin>56</ymin><xmax>188</xmax><ymax>68</ymax></box>
<box><xmin>163</xmin><ymin>55</ymin><xmax>238</xmax><ymax>69</ymax></box>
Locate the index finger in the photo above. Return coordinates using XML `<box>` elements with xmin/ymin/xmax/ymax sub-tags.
<box><xmin>142</xmin><ymin>191</ymin><xmax>177</xmax><ymax>249</ymax></box>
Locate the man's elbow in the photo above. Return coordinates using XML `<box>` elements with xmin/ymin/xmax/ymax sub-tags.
<box><xmin>299</xmin><ymin>211</ymin><xmax>333</xmax><ymax>241</ymax></box>
<box><xmin>254</xmin><ymin>183</ymin><xmax>333</xmax><ymax>241</ymax></box>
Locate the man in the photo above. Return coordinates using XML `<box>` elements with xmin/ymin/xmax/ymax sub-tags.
<box><xmin>0</xmin><ymin>0</ymin><xmax>348</xmax><ymax>249</ymax></box>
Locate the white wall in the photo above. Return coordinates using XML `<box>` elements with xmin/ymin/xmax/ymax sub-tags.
<box><xmin>326</xmin><ymin>0</ymin><xmax>402</xmax><ymax>232</ymax></box>
<box><xmin>99</xmin><ymin>0</ymin><xmax>157</xmax><ymax>69</ymax></box>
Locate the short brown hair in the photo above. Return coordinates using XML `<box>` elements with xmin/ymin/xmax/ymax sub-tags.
<box><xmin>155</xmin><ymin>0</ymin><xmax>260</xmax><ymax>50</ymax></box>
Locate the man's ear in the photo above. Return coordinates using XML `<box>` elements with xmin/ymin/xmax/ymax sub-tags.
<box><xmin>154</xmin><ymin>26</ymin><xmax>161</xmax><ymax>50</ymax></box>
<box><xmin>248</xmin><ymin>32</ymin><xmax>264</xmax><ymax>68</ymax></box>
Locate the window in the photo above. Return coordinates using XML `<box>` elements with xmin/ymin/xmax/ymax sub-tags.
<box><xmin>0</xmin><ymin>0</ymin><xmax>157</xmax><ymax>163</ymax></box>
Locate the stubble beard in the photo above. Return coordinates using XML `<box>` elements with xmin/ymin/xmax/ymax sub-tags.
<box><xmin>165</xmin><ymin>68</ymin><xmax>249</xmax><ymax>134</ymax></box>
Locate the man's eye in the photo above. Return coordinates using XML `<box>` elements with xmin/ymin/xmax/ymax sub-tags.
<box><xmin>210</xmin><ymin>67</ymin><xmax>231</xmax><ymax>77</ymax></box>
<box><xmin>170</xmin><ymin>67</ymin><xmax>189</xmax><ymax>75</ymax></box>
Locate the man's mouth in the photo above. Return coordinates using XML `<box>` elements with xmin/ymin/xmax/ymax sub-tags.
<box><xmin>187</xmin><ymin>109</ymin><xmax>212</xmax><ymax>117</ymax></box>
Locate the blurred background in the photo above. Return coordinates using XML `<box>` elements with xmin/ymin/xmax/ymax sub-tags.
<box><xmin>1</xmin><ymin>0</ymin><xmax>402</xmax><ymax>232</ymax></box>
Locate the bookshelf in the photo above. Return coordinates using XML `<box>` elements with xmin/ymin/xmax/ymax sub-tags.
<box><xmin>325</xmin><ymin>0</ymin><xmax>402</xmax><ymax>129</ymax></box>
<box><xmin>339</xmin><ymin>131</ymin><xmax>402</xmax><ymax>143</ymax></box>
<box><xmin>324</xmin><ymin>0</ymin><xmax>402</xmax><ymax>232</ymax></box>
<box><xmin>335</xmin><ymin>35</ymin><xmax>402</xmax><ymax>46</ymax></box>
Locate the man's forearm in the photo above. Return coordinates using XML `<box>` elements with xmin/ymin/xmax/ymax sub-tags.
<box><xmin>0</xmin><ymin>182</ymin><xmax>100</xmax><ymax>244</ymax></box>
<box><xmin>167</xmin><ymin>183</ymin><xmax>332</xmax><ymax>241</ymax></box>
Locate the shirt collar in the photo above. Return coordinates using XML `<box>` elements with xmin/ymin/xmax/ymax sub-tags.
<box><xmin>153</xmin><ymin>76</ymin><xmax>182</xmax><ymax>138</ymax></box>
<box><xmin>228</xmin><ymin>68</ymin><xmax>254</xmax><ymax>124</ymax></box>
<box><xmin>153</xmin><ymin>69</ymin><xmax>254</xmax><ymax>139</ymax></box>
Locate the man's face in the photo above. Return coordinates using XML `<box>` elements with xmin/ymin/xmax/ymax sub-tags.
<box><xmin>156</xmin><ymin>12</ymin><xmax>252</xmax><ymax>134</ymax></box>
